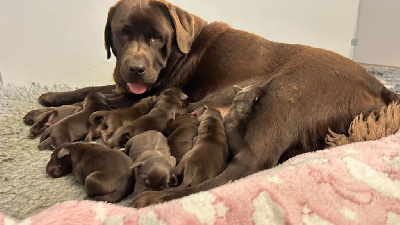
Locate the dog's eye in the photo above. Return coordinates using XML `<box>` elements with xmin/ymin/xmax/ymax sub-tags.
<box><xmin>118</xmin><ymin>29</ymin><xmax>127</xmax><ymax>36</ymax></box>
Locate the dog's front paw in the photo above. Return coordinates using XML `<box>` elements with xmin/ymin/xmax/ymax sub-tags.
<box><xmin>39</xmin><ymin>92</ymin><xmax>65</xmax><ymax>106</ymax></box>
<box><xmin>131</xmin><ymin>190</ymin><xmax>175</xmax><ymax>208</ymax></box>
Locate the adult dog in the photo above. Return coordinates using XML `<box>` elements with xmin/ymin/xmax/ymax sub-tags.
<box><xmin>35</xmin><ymin>0</ymin><xmax>399</xmax><ymax>207</ymax></box>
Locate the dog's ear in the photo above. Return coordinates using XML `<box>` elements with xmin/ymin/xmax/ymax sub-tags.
<box><xmin>104</xmin><ymin>5</ymin><xmax>117</xmax><ymax>59</ymax></box>
<box><xmin>57</xmin><ymin>148</ymin><xmax>70</xmax><ymax>159</ymax></box>
<box><xmin>157</xmin><ymin>1</ymin><xmax>206</xmax><ymax>54</ymax></box>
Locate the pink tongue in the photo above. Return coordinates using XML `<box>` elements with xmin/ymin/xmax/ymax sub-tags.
<box><xmin>127</xmin><ymin>83</ymin><xmax>147</xmax><ymax>94</ymax></box>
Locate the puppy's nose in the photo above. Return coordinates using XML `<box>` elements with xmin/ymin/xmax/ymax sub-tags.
<box><xmin>128</xmin><ymin>61</ymin><xmax>146</xmax><ymax>75</ymax></box>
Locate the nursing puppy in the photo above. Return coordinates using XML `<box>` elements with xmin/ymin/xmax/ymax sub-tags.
<box><xmin>23</xmin><ymin>107</ymin><xmax>55</xmax><ymax>125</ymax></box>
<box><xmin>30</xmin><ymin>105</ymin><xmax>82</xmax><ymax>138</ymax></box>
<box><xmin>166</xmin><ymin>114</ymin><xmax>199</xmax><ymax>163</ymax></box>
<box><xmin>34</xmin><ymin>0</ymin><xmax>400</xmax><ymax>207</ymax></box>
<box><xmin>125</xmin><ymin>130</ymin><xmax>176</xmax><ymax>196</ymax></box>
<box><xmin>85</xmin><ymin>95</ymin><xmax>158</xmax><ymax>143</ymax></box>
<box><xmin>46</xmin><ymin>142</ymin><xmax>133</xmax><ymax>202</ymax></box>
<box><xmin>172</xmin><ymin>108</ymin><xmax>228</xmax><ymax>189</ymax></box>
<box><xmin>109</xmin><ymin>87</ymin><xmax>187</xmax><ymax>148</ymax></box>
<box><xmin>223</xmin><ymin>85</ymin><xmax>263</xmax><ymax>158</ymax></box>
<box><xmin>38</xmin><ymin>92</ymin><xmax>108</xmax><ymax>150</ymax></box>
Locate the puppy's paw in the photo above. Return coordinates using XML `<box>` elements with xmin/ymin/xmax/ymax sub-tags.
<box><xmin>130</xmin><ymin>190</ymin><xmax>175</xmax><ymax>208</ymax></box>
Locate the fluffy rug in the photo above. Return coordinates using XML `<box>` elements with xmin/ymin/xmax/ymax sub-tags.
<box><xmin>0</xmin><ymin>67</ymin><xmax>399</xmax><ymax>224</ymax></box>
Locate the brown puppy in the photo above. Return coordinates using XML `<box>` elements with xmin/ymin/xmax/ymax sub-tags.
<box><xmin>109</xmin><ymin>87</ymin><xmax>187</xmax><ymax>148</ymax></box>
<box><xmin>30</xmin><ymin>105</ymin><xmax>82</xmax><ymax>138</ymax></box>
<box><xmin>166</xmin><ymin>114</ymin><xmax>199</xmax><ymax>163</ymax></box>
<box><xmin>85</xmin><ymin>95</ymin><xmax>158</xmax><ymax>143</ymax></box>
<box><xmin>46</xmin><ymin>142</ymin><xmax>133</xmax><ymax>202</ymax></box>
<box><xmin>223</xmin><ymin>85</ymin><xmax>263</xmax><ymax>158</ymax></box>
<box><xmin>23</xmin><ymin>107</ymin><xmax>55</xmax><ymax>125</ymax></box>
<box><xmin>125</xmin><ymin>130</ymin><xmax>176</xmax><ymax>196</ymax></box>
<box><xmin>38</xmin><ymin>92</ymin><xmax>108</xmax><ymax>150</ymax></box>
<box><xmin>33</xmin><ymin>0</ymin><xmax>399</xmax><ymax>207</ymax></box>
<box><xmin>171</xmin><ymin>108</ymin><xmax>227</xmax><ymax>190</ymax></box>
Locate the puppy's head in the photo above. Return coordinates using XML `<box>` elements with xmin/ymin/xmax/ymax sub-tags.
<box><xmin>131</xmin><ymin>151</ymin><xmax>176</xmax><ymax>195</ymax></box>
<box><xmin>83</xmin><ymin>92</ymin><xmax>108</xmax><ymax>108</ymax></box>
<box><xmin>104</xmin><ymin>0</ymin><xmax>206</xmax><ymax>94</ymax></box>
<box><xmin>232</xmin><ymin>85</ymin><xmax>263</xmax><ymax>105</ymax></box>
<box><xmin>46</xmin><ymin>145</ymin><xmax>73</xmax><ymax>178</ymax></box>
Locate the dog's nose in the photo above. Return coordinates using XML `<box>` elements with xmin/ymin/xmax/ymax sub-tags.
<box><xmin>128</xmin><ymin>61</ymin><xmax>146</xmax><ymax>75</ymax></box>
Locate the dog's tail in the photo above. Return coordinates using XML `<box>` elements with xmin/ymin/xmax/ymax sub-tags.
<box><xmin>381</xmin><ymin>85</ymin><xmax>400</xmax><ymax>105</ymax></box>
<box><xmin>88</xmin><ymin>111</ymin><xmax>108</xmax><ymax>126</ymax></box>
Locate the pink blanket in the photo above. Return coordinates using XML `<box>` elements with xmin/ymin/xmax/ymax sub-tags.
<box><xmin>2</xmin><ymin>131</ymin><xmax>400</xmax><ymax>225</ymax></box>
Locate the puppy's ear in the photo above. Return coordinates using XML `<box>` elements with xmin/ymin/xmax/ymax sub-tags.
<box><xmin>169</xmin><ymin>174</ymin><xmax>179</xmax><ymax>187</ymax></box>
<box><xmin>57</xmin><ymin>148</ymin><xmax>70</xmax><ymax>158</ymax></box>
<box><xmin>180</xmin><ymin>92</ymin><xmax>188</xmax><ymax>101</ymax></box>
<box><xmin>168</xmin><ymin>156</ymin><xmax>176</xmax><ymax>167</ymax></box>
<box><xmin>157</xmin><ymin>1</ymin><xmax>206</xmax><ymax>54</ymax></box>
<box><xmin>104</xmin><ymin>5</ymin><xmax>117</xmax><ymax>59</ymax></box>
<box><xmin>233</xmin><ymin>85</ymin><xmax>243</xmax><ymax>94</ymax></box>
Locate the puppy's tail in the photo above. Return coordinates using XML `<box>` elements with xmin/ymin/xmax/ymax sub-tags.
<box><xmin>88</xmin><ymin>111</ymin><xmax>108</xmax><ymax>126</ymax></box>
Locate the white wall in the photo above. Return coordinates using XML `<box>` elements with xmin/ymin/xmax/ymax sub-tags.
<box><xmin>0</xmin><ymin>0</ymin><xmax>359</xmax><ymax>88</ymax></box>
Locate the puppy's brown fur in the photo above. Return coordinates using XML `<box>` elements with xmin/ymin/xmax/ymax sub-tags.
<box><xmin>166</xmin><ymin>114</ymin><xmax>199</xmax><ymax>163</ymax></box>
<box><xmin>46</xmin><ymin>142</ymin><xmax>133</xmax><ymax>202</ymax></box>
<box><xmin>224</xmin><ymin>85</ymin><xmax>263</xmax><ymax>158</ymax></box>
<box><xmin>86</xmin><ymin>95</ymin><xmax>157</xmax><ymax>143</ymax></box>
<box><xmin>33</xmin><ymin>0</ymin><xmax>399</xmax><ymax>207</ymax></box>
<box><xmin>326</xmin><ymin>102</ymin><xmax>400</xmax><ymax>147</ymax></box>
<box><xmin>38</xmin><ymin>92</ymin><xmax>108</xmax><ymax>150</ymax></box>
<box><xmin>172</xmin><ymin>108</ymin><xmax>227</xmax><ymax>189</ymax></box>
<box><xmin>30</xmin><ymin>105</ymin><xmax>82</xmax><ymax>138</ymax></box>
<box><xmin>109</xmin><ymin>87</ymin><xmax>187</xmax><ymax>148</ymax></box>
<box><xmin>125</xmin><ymin>130</ymin><xmax>176</xmax><ymax>196</ymax></box>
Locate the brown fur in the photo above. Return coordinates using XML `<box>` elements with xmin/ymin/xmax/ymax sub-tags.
<box><xmin>46</xmin><ymin>142</ymin><xmax>133</xmax><ymax>202</ymax></box>
<box><xmin>30</xmin><ymin>0</ymin><xmax>399</xmax><ymax>207</ymax></box>
<box><xmin>326</xmin><ymin>101</ymin><xmax>400</xmax><ymax>147</ymax></box>
<box><xmin>171</xmin><ymin>108</ymin><xmax>227</xmax><ymax>190</ymax></box>
<box><xmin>23</xmin><ymin>107</ymin><xmax>55</xmax><ymax>125</ymax></box>
<box><xmin>38</xmin><ymin>92</ymin><xmax>109</xmax><ymax>150</ymax></box>
<box><xmin>109</xmin><ymin>87</ymin><xmax>187</xmax><ymax>148</ymax></box>
<box><xmin>224</xmin><ymin>85</ymin><xmax>263</xmax><ymax>158</ymax></box>
<box><xmin>125</xmin><ymin>130</ymin><xmax>176</xmax><ymax>196</ymax></box>
<box><xmin>166</xmin><ymin>114</ymin><xmax>199</xmax><ymax>163</ymax></box>
<box><xmin>85</xmin><ymin>95</ymin><xmax>157</xmax><ymax>143</ymax></box>
<box><xmin>30</xmin><ymin>105</ymin><xmax>82</xmax><ymax>138</ymax></box>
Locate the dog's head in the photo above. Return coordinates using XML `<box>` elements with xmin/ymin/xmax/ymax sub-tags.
<box><xmin>104</xmin><ymin>0</ymin><xmax>207</xmax><ymax>95</ymax></box>
<box><xmin>46</xmin><ymin>145</ymin><xmax>73</xmax><ymax>178</ymax></box>
<box><xmin>131</xmin><ymin>151</ymin><xmax>177</xmax><ymax>196</ymax></box>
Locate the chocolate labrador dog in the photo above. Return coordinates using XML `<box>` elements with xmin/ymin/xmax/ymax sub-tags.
<box><xmin>223</xmin><ymin>85</ymin><xmax>262</xmax><ymax>158</ymax></box>
<box><xmin>30</xmin><ymin>105</ymin><xmax>82</xmax><ymax>138</ymax></box>
<box><xmin>38</xmin><ymin>92</ymin><xmax>109</xmax><ymax>150</ymax></box>
<box><xmin>172</xmin><ymin>108</ymin><xmax>227</xmax><ymax>189</ymax></box>
<box><xmin>125</xmin><ymin>130</ymin><xmax>176</xmax><ymax>196</ymax></box>
<box><xmin>46</xmin><ymin>142</ymin><xmax>133</xmax><ymax>202</ymax></box>
<box><xmin>109</xmin><ymin>87</ymin><xmax>187</xmax><ymax>148</ymax></box>
<box><xmin>85</xmin><ymin>95</ymin><xmax>157</xmax><ymax>143</ymax></box>
<box><xmin>33</xmin><ymin>0</ymin><xmax>399</xmax><ymax>207</ymax></box>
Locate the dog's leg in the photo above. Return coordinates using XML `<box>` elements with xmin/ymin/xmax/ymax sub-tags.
<box><xmin>39</xmin><ymin>85</ymin><xmax>116</xmax><ymax>106</ymax></box>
